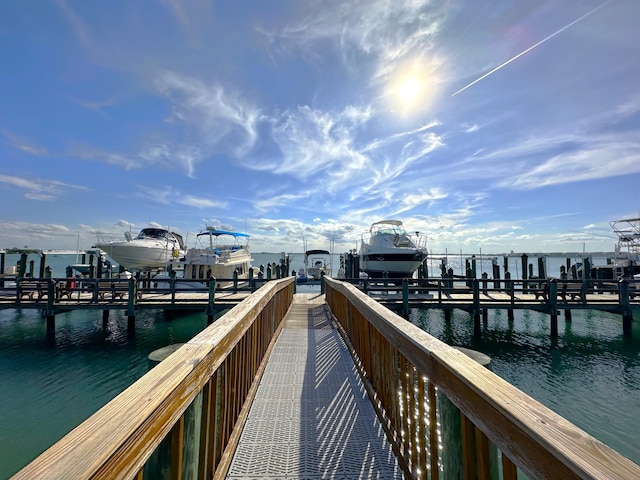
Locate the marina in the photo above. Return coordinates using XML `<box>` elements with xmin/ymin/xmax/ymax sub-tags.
<box><xmin>7</xmin><ymin>277</ymin><xmax>640</xmax><ymax>479</ymax></box>
<box><xmin>2</xmin><ymin>251</ymin><xmax>640</xmax><ymax>477</ymax></box>
<box><xmin>4</xmin><ymin>0</ymin><xmax>640</xmax><ymax>476</ymax></box>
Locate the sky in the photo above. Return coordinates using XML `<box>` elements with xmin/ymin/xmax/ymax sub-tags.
<box><xmin>1</xmin><ymin>0</ymin><xmax>639</xmax><ymax>255</ymax></box>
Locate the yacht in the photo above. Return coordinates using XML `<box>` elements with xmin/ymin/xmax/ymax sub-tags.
<box><xmin>359</xmin><ymin>220</ymin><xmax>427</xmax><ymax>280</ymax></box>
<box><xmin>94</xmin><ymin>227</ymin><xmax>186</xmax><ymax>271</ymax></box>
<box><xmin>156</xmin><ymin>227</ymin><xmax>253</xmax><ymax>289</ymax></box>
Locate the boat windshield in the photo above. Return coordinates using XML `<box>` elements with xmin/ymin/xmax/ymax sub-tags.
<box><xmin>136</xmin><ymin>228</ymin><xmax>170</xmax><ymax>240</ymax></box>
<box><xmin>372</xmin><ymin>223</ymin><xmax>407</xmax><ymax>236</ymax></box>
<box><xmin>135</xmin><ymin>228</ymin><xmax>184</xmax><ymax>248</ymax></box>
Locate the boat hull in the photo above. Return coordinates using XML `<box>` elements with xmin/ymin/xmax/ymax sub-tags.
<box><xmin>361</xmin><ymin>253</ymin><xmax>426</xmax><ymax>279</ymax></box>
<box><xmin>359</xmin><ymin>220</ymin><xmax>427</xmax><ymax>280</ymax></box>
<box><xmin>96</xmin><ymin>242</ymin><xmax>181</xmax><ymax>270</ymax></box>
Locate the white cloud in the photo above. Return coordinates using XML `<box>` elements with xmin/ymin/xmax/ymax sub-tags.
<box><xmin>0</xmin><ymin>174</ymin><xmax>89</xmax><ymax>201</ymax></box>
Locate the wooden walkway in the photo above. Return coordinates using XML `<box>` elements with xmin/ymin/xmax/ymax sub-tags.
<box><xmin>226</xmin><ymin>293</ymin><xmax>403</xmax><ymax>479</ymax></box>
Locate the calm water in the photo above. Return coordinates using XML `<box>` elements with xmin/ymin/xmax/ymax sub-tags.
<box><xmin>1</xmin><ymin>253</ymin><xmax>639</xmax><ymax>477</ymax></box>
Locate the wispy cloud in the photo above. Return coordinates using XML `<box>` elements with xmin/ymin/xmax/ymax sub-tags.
<box><xmin>130</xmin><ymin>184</ymin><xmax>227</xmax><ymax>209</ymax></box>
<box><xmin>503</xmin><ymin>138</ymin><xmax>640</xmax><ymax>190</ymax></box>
<box><xmin>0</xmin><ymin>174</ymin><xmax>89</xmax><ymax>201</ymax></box>
<box><xmin>265</xmin><ymin>104</ymin><xmax>371</xmax><ymax>180</ymax></box>
<box><xmin>1</xmin><ymin>129</ymin><xmax>48</xmax><ymax>156</ymax></box>
<box><xmin>155</xmin><ymin>71</ymin><xmax>262</xmax><ymax>157</ymax></box>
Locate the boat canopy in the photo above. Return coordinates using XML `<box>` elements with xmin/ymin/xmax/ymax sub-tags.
<box><xmin>305</xmin><ymin>249</ymin><xmax>331</xmax><ymax>256</ymax></box>
<box><xmin>372</xmin><ymin>220</ymin><xmax>403</xmax><ymax>226</ymax></box>
<box><xmin>197</xmin><ymin>229</ymin><xmax>250</xmax><ymax>238</ymax></box>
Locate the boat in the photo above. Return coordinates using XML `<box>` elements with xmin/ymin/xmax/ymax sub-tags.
<box><xmin>70</xmin><ymin>249</ymin><xmax>113</xmax><ymax>276</ymax></box>
<box><xmin>94</xmin><ymin>227</ymin><xmax>186</xmax><ymax>271</ymax></box>
<box><xmin>359</xmin><ymin>220</ymin><xmax>427</xmax><ymax>280</ymax></box>
<box><xmin>155</xmin><ymin>227</ymin><xmax>253</xmax><ymax>289</ymax></box>
<box><xmin>296</xmin><ymin>268</ymin><xmax>308</xmax><ymax>284</ymax></box>
<box><xmin>610</xmin><ymin>217</ymin><xmax>640</xmax><ymax>278</ymax></box>
<box><xmin>304</xmin><ymin>249</ymin><xmax>331</xmax><ymax>280</ymax></box>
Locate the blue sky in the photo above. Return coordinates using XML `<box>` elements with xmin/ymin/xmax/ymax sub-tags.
<box><xmin>1</xmin><ymin>0</ymin><xmax>639</xmax><ymax>254</ymax></box>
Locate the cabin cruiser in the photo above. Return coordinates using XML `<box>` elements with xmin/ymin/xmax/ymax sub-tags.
<box><xmin>359</xmin><ymin>220</ymin><xmax>427</xmax><ymax>280</ymax></box>
<box><xmin>94</xmin><ymin>227</ymin><xmax>186</xmax><ymax>271</ymax></box>
<box><xmin>155</xmin><ymin>227</ymin><xmax>253</xmax><ymax>289</ymax></box>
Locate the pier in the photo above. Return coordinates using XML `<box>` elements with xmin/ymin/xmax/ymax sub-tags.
<box><xmin>11</xmin><ymin>277</ymin><xmax>640</xmax><ymax>479</ymax></box>
<box><xmin>1</xmin><ymin>273</ymin><xmax>638</xmax><ymax>339</ymax></box>
<box><xmin>350</xmin><ymin>275</ymin><xmax>639</xmax><ymax>337</ymax></box>
<box><xmin>0</xmin><ymin>276</ymin><xmax>260</xmax><ymax>335</ymax></box>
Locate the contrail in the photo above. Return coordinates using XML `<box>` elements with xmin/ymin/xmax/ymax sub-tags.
<box><xmin>451</xmin><ymin>0</ymin><xmax>613</xmax><ymax>97</ymax></box>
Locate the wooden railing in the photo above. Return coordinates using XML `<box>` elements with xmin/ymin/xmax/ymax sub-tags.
<box><xmin>324</xmin><ymin>276</ymin><xmax>640</xmax><ymax>480</ymax></box>
<box><xmin>12</xmin><ymin>276</ymin><xmax>295</xmax><ymax>480</ymax></box>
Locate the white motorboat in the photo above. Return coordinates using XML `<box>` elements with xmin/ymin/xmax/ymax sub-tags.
<box><xmin>304</xmin><ymin>249</ymin><xmax>331</xmax><ymax>280</ymax></box>
<box><xmin>155</xmin><ymin>227</ymin><xmax>253</xmax><ymax>289</ymax></box>
<box><xmin>359</xmin><ymin>220</ymin><xmax>427</xmax><ymax>280</ymax></box>
<box><xmin>95</xmin><ymin>227</ymin><xmax>186</xmax><ymax>271</ymax></box>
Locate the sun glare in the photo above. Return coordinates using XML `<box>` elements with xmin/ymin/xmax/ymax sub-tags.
<box><xmin>399</xmin><ymin>77</ymin><xmax>421</xmax><ymax>103</ymax></box>
<box><xmin>386</xmin><ymin>60</ymin><xmax>440</xmax><ymax>116</ymax></box>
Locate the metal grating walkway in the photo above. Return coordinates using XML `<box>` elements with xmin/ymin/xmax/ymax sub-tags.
<box><xmin>226</xmin><ymin>293</ymin><xmax>403</xmax><ymax>479</ymax></box>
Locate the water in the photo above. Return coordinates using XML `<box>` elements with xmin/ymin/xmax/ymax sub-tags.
<box><xmin>406</xmin><ymin>306</ymin><xmax>640</xmax><ymax>465</ymax></box>
<box><xmin>1</xmin><ymin>252</ymin><xmax>639</xmax><ymax>477</ymax></box>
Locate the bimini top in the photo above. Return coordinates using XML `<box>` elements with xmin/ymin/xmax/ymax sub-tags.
<box><xmin>197</xmin><ymin>228</ymin><xmax>250</xmax><ymax>238</ymax></box>
<box><xmin>305</xmin><ymin>249</ymin><xmax>331</xmax><ymax>256</ymax></box>
<box><xmin>371</xmin><ymin>220</ymin><xmax>403</xmax><ymax>227</ymax></box>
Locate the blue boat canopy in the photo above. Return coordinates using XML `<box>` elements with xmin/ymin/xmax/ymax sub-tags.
<box><xmin>197</xmin><ymin>228</ymin><xmax>250</xmax><ymax>238</ymax></box>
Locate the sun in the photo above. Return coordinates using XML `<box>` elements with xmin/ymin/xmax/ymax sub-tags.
<box><xmin>398</xmin><ymin>77</ymin><xmax>421</xmax><ymax>103</ymax></box>
<box><xmin>385</xmin><ymin>60</ymin><xmax>440</xmax><ymax>115</ymax></box>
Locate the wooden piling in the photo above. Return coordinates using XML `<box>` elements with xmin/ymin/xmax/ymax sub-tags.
<box><xmin>127</xmin><ymin>278</ymin><xmax>136</xmax><ymax>334</ymax></box>
<box><xmin>620</xmin><ymin>280</ymin><xmax>632</xmax><ymax>336</ymax></box>
<box><xmin>402</xmin><ymin>280</ymin><xmax>409</xmax><ymax>318</ymax></box>
<box><xmin>38</xmin><ymin>253</ymin><xmax>47</xmax><ymax>278</ymax></box>
<box><xmin>207</xmin><ymin>277</ymin><xmax>216</xmax><ymax>324</ymax></box>
<box><xmin>549</xmin><ymin>280</ymin><xmax>558</xmax><ymax>339</ymax></box>
<box><xmin>473</xmin><ymin>279</ymin><xmax>481</xmax><ymax>338</ymax></box>
<box><xmin>506</xmin><ymin>272</ymin><xmax>514</xmax><ymax>320</ymax></box>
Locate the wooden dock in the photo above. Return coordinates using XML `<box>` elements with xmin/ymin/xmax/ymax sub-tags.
<box><xmin>226</xmin><ymin>293</ymin><xmax>403</xmax><ymax>479</ymax></box>
<box><xmin>349</xmin><ymin>276</ymin><xmax>639</xmax><ymax>337</ymax></box>
<box><xmin>0</xmin><ymin>277</ymin><xmax>261</xmax><ymax>336</ymax></box>
<box><xmin>2</xmin><ymin>275</ymin><xmax>638</xmax><ymax>339</ymax></box>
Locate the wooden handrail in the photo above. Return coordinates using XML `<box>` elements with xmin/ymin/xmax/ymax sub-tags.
<box><xmin>12</xmin><ymin>277</ymin><xmax>295</xmax><ymax>480</ymax></box>
<box><xmin>324</xmin><ymin>276</ymin><xmax>640</xmax><ymax>480</ymax></box>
